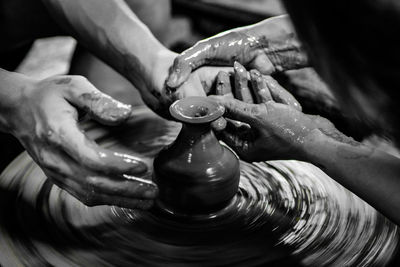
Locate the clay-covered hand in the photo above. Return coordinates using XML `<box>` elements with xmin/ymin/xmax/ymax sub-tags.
<box><xmin>166</xmin><ymin>15</ymin><xmax>308</xmax><ymax>89</ymax></box>
<box><xmin>210</xmin><ymin>63</ymin><xmax>338</xmax><ymax>162</ymax></box>
<box><xmin>6</xmin><ymin>75</ymin><xmax>157</xmax><ymax>209</ymax></box>
<box><xmin>144</xmin><ymin>50</ymin><xmax>232</xmax><ymax>118</ymax></box>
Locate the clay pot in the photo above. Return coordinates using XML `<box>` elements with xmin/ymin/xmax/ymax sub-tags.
<box><xmin>153</xmin><ymin>97</ymin><xmax>240</xmax><ymax>215</ymax></box>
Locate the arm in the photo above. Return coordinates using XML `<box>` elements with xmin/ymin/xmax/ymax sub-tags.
<box><xmin>167</xmin><ymin>15</ymin><xmax>309</xmax><ymax>88</ymax></box>
<box><xmin>303</xmin><ymin>130</ymin><xmax>400</xmax><ymax>224</ymax></box>
<box><xmin>41</xmin><ymin>0</ymin><xmax>174</xmax><ymax>111</ymax></box>
<box><xmin>41</xmin><ymin>0</ymin><xmax>230</xmax><ymax>115</ymax></box>
<box><xmin>211</xmin><ymin>65</ymin><xmax>400</xmax><ymax>225</ymax></box>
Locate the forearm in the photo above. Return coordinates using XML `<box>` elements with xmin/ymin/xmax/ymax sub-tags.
<box><xmin>303</xmin><ymin>129</ymin><xmax>400</xmax><ymax>225</ymax></box>
<box><xmin>42</xmin><ymin>0</ymin><xmax>170</xmax><ymax>92</ymax></box>
<box><xmin>0</xmin><ymin>69</ymin><xmax>31</xmax><ymax>132</ymax></box>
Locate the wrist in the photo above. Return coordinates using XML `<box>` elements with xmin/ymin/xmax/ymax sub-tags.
<box><xmin>0</xmin><ymin>70</ymin><xmax>34</xmax><ymax>132</ymax></box>
<box><xmin>123</xmin><ymin>46</ymin><xmax>174</xmax><ymax>93</ymax></box>
<box><xmin>297</xmin><ymin>129</ymin><xmax>327</xmax><ymax>162</ymax></box>
<box><xmin>150</xmin><ymin>48</ymin><xmax>177</xmax><ymax>74</ymax></box>
<box><xmin>148</xmin><ymin>49</ymin><xmax>177</xmax><ymax>89</ymax></box>
<box><xmin>300</xmin><ymin>128</ymin><xmax>359</xmax><ymax>166</ymax></box>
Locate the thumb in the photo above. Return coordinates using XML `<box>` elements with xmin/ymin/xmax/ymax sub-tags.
<box><xmin>166</xmin><ymin>43</ymin><xmax>211</xmax><ymax>88</ymax></box>
<box><xmin>208</xmin><ymin>96</ymin><xmax>265</xmax><ymax>126</ymax></box>
<box><xmin>64</xmin><ymin>77</ymin><xmax>132</xmax><ymax>125</ymax></box>
<box><xmin>248</xmin><ymin>53</ymin><xmax>276</xmax><ymax>75</ymax></box>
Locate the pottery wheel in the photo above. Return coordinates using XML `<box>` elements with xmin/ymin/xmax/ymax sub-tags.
<box><xmin>0</xmin><ymin>107</ymin><xmax>398</xmax><ymax>266</ymax></box>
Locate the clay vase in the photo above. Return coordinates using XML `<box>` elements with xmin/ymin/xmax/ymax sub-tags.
<box><xmin>153</xmin><ymin>96</ymin><xmax>240</xmax><ymax>215</ymax></box>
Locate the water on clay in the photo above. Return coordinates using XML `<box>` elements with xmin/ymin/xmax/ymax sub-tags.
<box><xmin>0</xmin><ymin>107</ymin><xmax>398</xmax><ymax>266</ymax></box>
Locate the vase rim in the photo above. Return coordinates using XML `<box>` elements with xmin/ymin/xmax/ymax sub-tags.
<box><xmin>169</xmin><ymin>96</ymin><xmax>225</xmax><ymax>124</ymax></box>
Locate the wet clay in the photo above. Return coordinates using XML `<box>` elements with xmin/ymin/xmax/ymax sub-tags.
<box><xmin>153</xmin><ymin>97</ymin><xmax>240</xmax><ymax>215</ymax></box>
<box><xmin>0</xmin><ymin>107</ymin><xmax>397</xmax><ymax>266</ymax></box>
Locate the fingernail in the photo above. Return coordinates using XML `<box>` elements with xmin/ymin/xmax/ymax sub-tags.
<box><xmin>234</xmin><ymin>61</ymin><xmax>245</xmax><ymax>71</ymax></box>
<box><xmin>233</xmin><ymin>61</ymin><xmax>240</xmax><ymax>69</ymax></box>
<box><xmin>166</xmin><ymin>72</ymin><xmax>178</xmax><ymax>87</ymax></box>
<box><xmin>250</xmin><ymin>69</ymin><xmax>261</xmax><ymax>78</ymax></box>
<box><xmin>211</xmin><ymin>118</ymin><xmax>227</xmax><ymax>131</ymax></box>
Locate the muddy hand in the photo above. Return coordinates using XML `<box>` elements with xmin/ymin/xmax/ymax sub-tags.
<box><xmin>167</xmin><ymin>15</ymin><xmax>308</xmax><ymax>89</ymax></box>
<box><xmin>210</xmin><ymin>65</ymin><xmax>339</xmax><ymax>162</ymax></box>
<box><xmin>8</xmin><ymin>75</ymin><xmax>157</xmax><ymax>209</ymax></box>
<box><xmin>143</xmin><ymin>51</ymin><xmax>231</xmax><ymax>119</ymax></box>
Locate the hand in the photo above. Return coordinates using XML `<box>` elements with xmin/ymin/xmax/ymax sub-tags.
<box><xmin>210</xmin><ymin>63</ymin><xmax>338</xmax><ymax>162</ymax></box>
<box><xmin>143</xmin><ymin>50</ymin><xmax>232</xmax><ymax>118</ymax></box>
<box><xmin>166</xmin><ymin>15</ymin><xmax>308</xmax><ymax>89</ymax></box>
<box><xmin>7</xmin><ymin>75</ymin><xmax>157</xmax><ymax>209</ymax></box>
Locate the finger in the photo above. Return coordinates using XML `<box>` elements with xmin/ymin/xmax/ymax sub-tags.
<box><xmin>62</xmin><ymin>76</ymin><xmax>133</xmax><ymax>125</ymax></box>
<box><xmin>250</xmin><ymin>69</ymin><xmax>272</xmax><ymax>103</ymax></box>
<box><xmin>38</xmin><ymin>148</ymin><xmax>154</xmax><ymax>200</ymax></box>
<box><xmin>168</xmin><ymin>67</ymin><xmax>233</xmax><ymax>100</ymax></box>
<box><xmin>166</xmin><ymin>42</ymin><xmax>211</xmax><ymax>88</ymax></box>
<box><xmin>233</xmin><ymin>61</ymin><xmax>253</xmax><ymax>103</ymax></box>
<box><xmin>42</xmin><ymin>153</ymin><xmax>157</xmax><ymax>209</ymax></box>
<box><xmin>208</xmin><ymin>96</ymin><xmax>264</xmax><ymax>126</ymax></box>
<box><xmin>44</xmin><ymin>168</ymin><xmax>90</xmax><ymax>203</ymax></box>
<box><xmin>216</xmin><ymin>71</ymin><xmax>234</xmax><ymax>98</ymax></box>
<box><xmin>248</xmin><ymin>52</ymin><xmax>276</xmax><ymax>74</ymax></box>
<box><xmin>48</xmin><ymin>171</ymin><xmax>154</xmax><ymax>209</ymax></box>
<box><xmin>211</xmin><ymin>117</ymin><xmax>227</xmax><ymax>131</ymax></box>
<box><xmin>212</xmin><ymin>71</ymin><xmax>232</xmax><ymax>132</ymax></box>
<box><xmin>95</xmin><ymin>195</ymin><xmax>154</xmax><ymax>210</ymax></box>
<box><xmin>216</xmin><ymin>120</ymin><xmax>252</xmax><ymax>160</ymax></box>
<box><xmin>214</xmin><ymin>70</ymin><xmax>243</xmax><ymax>131</ymax></box>
<box><xmin>219</xmin><ymin>131</ymin><xmax>244</xmax><ymax>152</ymax></box>
<box><xmin>263</xmin><ymin>75</ymin><xmax>302</xmax><ymax>111</ymax></box>
<box><xmin>52</xmin><ymin>113</ymin><xmax>148</xmax><ymax>175</ymax></box>
<box><xmin>197</xmin><ymin>66</ymin><xmax>233</xmax><ymax>95</ymax></box>
<box><xmin>86</xmin><ymin>175</ymin><xmax>157</xmax><ymax>199</ymax></box>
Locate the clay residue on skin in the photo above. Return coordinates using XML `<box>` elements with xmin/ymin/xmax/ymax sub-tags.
<box><xmin>54</xmin><ymin>77</ymin><xmax>72</xmax><ymax>85</ymax></box>
<box><xmin>336</xmin><ymin>145</ymin><xmax>374</xmax><ymax>160</ymax></box>
<box><xmin>216</xmin><ymin>71</ymin><xmax>233</xmax><ymax>97</ymax></box>
<box><xmin>317</xmin><ymin>127</ymin><xmax>375</xmax><ymax>160</ymax></box>
<box><xmin>258</xmin><ymin>34</ymin><xmax>308</xmax><ymax>72</ymax></box>
<box><xmin>319</xmin><ymin>127</ymin><xmax>359</xmax><ymax>146</ymax></box>
<box><xmin>80</xmin><ymin>91</ymin><xmax>132</xmax><ymax>124</ymax></box>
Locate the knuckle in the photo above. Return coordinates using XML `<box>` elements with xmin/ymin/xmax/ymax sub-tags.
<box><xmin>251</xmin><ymin>104</ymin><xmax>266</xmax><ymax>119</ymax></box>
<box><xmin>173</xmin><ymin>55</ymin><xmax>184</xmax><ymax>65</ymax></box>
<box><xmin>81</xmin><ymin>191</ymin><xmax>99</xmax><ymax>207</ymax></box>
<box><xmin>37</xmin><ymin>124</ymin><xmax>56</xmax><ymax>140</ymax></box>
<box><xmin>263</xmin><ymin>101</ymin><xmax>274</xmax><ymax>111</ymax></box>
<box><xmin>36</xmin><ymin>149</ymin><xmax>54</xmax><ymax>168</ymax></box>
<box><xmin>40</xmin><ymin>160</ymin><xmax>54</xmax><ymax>170</ymax></box>
<box><xmin>86</xmin><ymin>176</ymin><xmax>100</xmax><ymax>187</ymax></box>
<box><xmin>71</xmin><ymin>75</ymin><xmax>88</xmax><ymax>83</ymax></box>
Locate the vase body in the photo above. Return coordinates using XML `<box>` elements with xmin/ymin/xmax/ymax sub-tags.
<box><xmin>153</xmin><ymin>97</ymin><xmax>240</xmax><ymax>215</ymax></box>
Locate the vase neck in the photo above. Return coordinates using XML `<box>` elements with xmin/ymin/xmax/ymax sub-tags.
<box><xmin>181</xmin><ymin>123</ymin><xmax>211</xmax><ymax>137</ymax></box>
<box><xmin>174</xmin><ymin>122</ymin><xmax>222</xmax><ymax>154</ymax></box>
